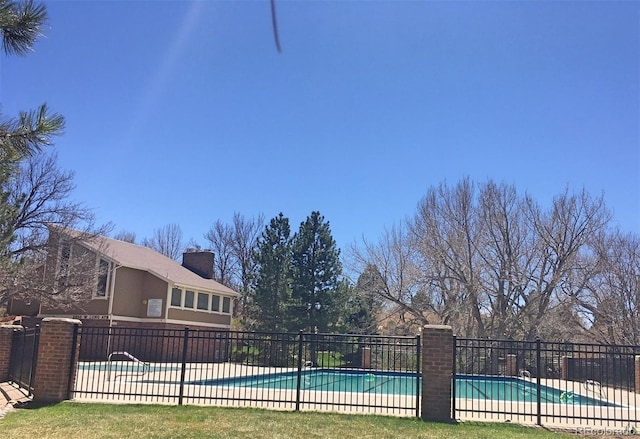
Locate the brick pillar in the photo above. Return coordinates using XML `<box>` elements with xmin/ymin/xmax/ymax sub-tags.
<box><xmin>421</xmin><ymin>325</ymin><xmax>454</xmax><ymax>423</ymax></box>
<box><xmin>560</xmin><ymin>356</ymin><xmax>571</xmax><ymax>381</ymax></box>
<box><xmin>505</xmin><ymin>354</ymin><xmax>518</xmax><ymax>377</ymax></box>
<box><xmin>32</xmin><ymin>318</ymin><xmax>81</xmax><ymax>404</ymax></box>
<box><xmin>635</xmin><ymin>356</ymin><xmax>640</xmax><ymax>394</ymax></box>
<box><xmin>0</xmin><ymin>325</ymin><xmax>23</xmax><ymax>381</ymax></box>
<box><xmin>361</xmin><ymin>347</ymin><xmax>371</xmax><ymax>369</ymax></box>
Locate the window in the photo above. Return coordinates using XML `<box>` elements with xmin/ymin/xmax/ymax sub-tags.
<box><xmin>54</xmin><ymin>241</ymin><xmax>73</xmax><ymax>292</ymax></box>
<box><xmin>96</xmin><ymin>258</ymin><xmax>110</xmax><ymax>297</ymax></box>
<box><xmin>171</xmin><ymin>288</ymin><xmax>182</xmax><ymax>306</ymax></box>
<box><xmin>184</xmin><ymin>290</ymin><xmax>194</xmax><ymax>308</ymax></box>
<box><xmin>58</xmin><ymin>241</ymin><xmax>72</xmax><ymax>278</ymax></box>
<box><xmin>211</xmin><ymin>295</ymin><xmax>220</xmax><ymax>312</ymax></box>
<box><xmin>197</xmin><ymin>292</ymin><xmax>209</xmax><ymax>310</ymax></box>
<box><xmin>168</xmin><ymin>288</ymin><xmax>232</xmax><ymax>315</ymax></box>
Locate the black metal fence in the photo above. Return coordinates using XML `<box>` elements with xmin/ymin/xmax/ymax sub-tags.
<box><xmin>8</xmin><ymin>325</ymin><xmax>40</xmax><ymax>396</ymax></box>
<box><xmin>454</xmin><ymin>338</ymin><xmax>640</xmax><ymax>427</ymax></box>
<box><xmin>74</xmin><ymin>326</ymin><xmax>421</xmax><ymax>417</ymax></box>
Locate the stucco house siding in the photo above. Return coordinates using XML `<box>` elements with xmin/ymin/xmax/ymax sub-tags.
<box><xmin>111</xmin><ymin>268</ymin><xmax>168</xmax><ymax>319</ymax></box>
<box><xmin>167</xmin><ymin>307</ymin><xmax>232</xmax><ymax>326</ymax></box>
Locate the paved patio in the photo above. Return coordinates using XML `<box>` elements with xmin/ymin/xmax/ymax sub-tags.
<box><xmin>0</xmin><ymin>382</ymin><xmax>30</xmax><ymax>419</ymax></box>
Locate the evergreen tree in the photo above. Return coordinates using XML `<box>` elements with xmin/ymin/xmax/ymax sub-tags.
<box><xmin>250</xmin><ymin>213</ymin><xmax>292</xmax><ymax>331</ymax></box>
<box><xmin>290</xmin><ymin>211</ymin><xmax>342</xmax><ymax>333</ymax></box>
<box><xmin>0</xmin><ymin>0</ymin><xmax>64</xmax><ymax>281</ymax></box>
<box><xmin>0</xmin><ymin>1</ymin><xmax>64</xmax><ymax>158</ymax></box>
<box><xmin>347</xmin><ymin>264</ymin><xmax>385</xmax><ymax>334</ymax></box>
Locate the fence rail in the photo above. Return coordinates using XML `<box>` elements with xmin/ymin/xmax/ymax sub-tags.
<box><xmin>73</xmin><ymin>326</ymin><xmax>421</xmax><ymax>417</ymax></box>
<box><xmin>454</xmin><ymin>337</ymin><xmax>640</xmax><ymax>427</ymax></box>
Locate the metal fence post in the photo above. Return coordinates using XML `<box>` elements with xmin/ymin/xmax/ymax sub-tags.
<box><xmin>451</xmin><ymin>335</ymin><xmax>457</xmax><ymax>420</ymax></box>
<box><xmin>29</xmin><ymin>324</ymin><xmax>41</xmax><ymax>397</ymax></box>
<box><xmin>415</xmin><ymin>334</ymin><xmax>421</xmax><ymax>418</ymax></box>
<box><xmin>66</xmin><ymin>323</ymin><xmax>79</xmax><ymax>399</ymax></box>
<box><xmin>536</xmin><ymin>337</ymin><xmax>541</xmax><ymax>426</ymax></box>
<box><xmin>295</xmin><ymin>330</ymin><xmax>303</xmax><ymax>411</ymax></box>
<box><xmin>178</xmin><ymin>327</ymin><xmax>190</xmax><ymax>406</ymax></box>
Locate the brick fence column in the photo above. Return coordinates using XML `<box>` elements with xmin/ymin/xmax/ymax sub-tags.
<box><xmin>0</xmin><ymin>325</ymin><xmax>23</xmax><ymax>381</ymax></box>
<box><xmin>421</xmin><ymin>325</ymin><xmax>454</xmax><ymax>423</ymax></box>
<box><xmin>560</xmin><ymin>356</ymin><xmax>571</xmax><ymax>381</ymax></box>
<box><xmin>506</xmin><ymin>354</ymin><xmax>518</xmax><ymax>377</ymax></box>
<box><xmin>32</xmin><ymin>318</ymin><xmax>81</xmax><ymax>404</ymax></box>
<box><xmin>361</xmin><ymin>347</ymin><xmax>371</xmax><ymax>369</ymax></box>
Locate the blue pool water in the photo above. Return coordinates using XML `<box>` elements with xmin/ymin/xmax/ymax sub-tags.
<box><xmin>191</xmin><ymin>370</ymin><xmax>616</xmax><ymax>406</ymax></box>
<box><xmin>454</xmin><ymin>375</ymin><xmax>616</xmax><ymax>406</ymax></box>
<box><xmin>194</xmin><ymin>370</ymin><xmax>417</xmax><ymax>395</ymax></box>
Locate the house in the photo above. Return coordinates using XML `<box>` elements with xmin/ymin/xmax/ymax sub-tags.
<box><xmin>8</xmin><ymin>226</ymin><xmax>239</xmax><ymax>331</ymax></box>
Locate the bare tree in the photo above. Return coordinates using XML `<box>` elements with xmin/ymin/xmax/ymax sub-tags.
<box><xmin>350</xmin><ymin>178</ymin><xmax>612</xmax><ymax>341</ymax></box>
<box><xmin>5</xmin><ymin>226</ymin><xmax>111</xmax><ymax>309</ymax></box>
<box><xmin>581</xmin><ymin>231</ymin><xmax>640</xmax><ymax>345</ymax></box>
<box><xmin>113</xmin><ymin>229</ymin><xmax>136</xmax><ymax>243</ymax></box>
<box><xmin>143</xmin><ymin>223</ymin><xmax>184</xmax><ymax>260</ymax></box>
<box><xmin>349</xmin><ymin>224</ymin><xmax>428</xmax><ymax>335</ymax></box>
<box><xmin>204</xmin><ymin>213</ymin><xmax>264</xmax><ymax>319</ymax></box>
<box><xmin>230</xmin><ymin>212</ymin><xmax>264</xmax><ymax>317</ymax></box>
<box><xmin>204</xmin><ymin>220</ymin><xmax>236</xmax><ymax>287</ymax></box>
<box><xmin>410</xmin><ymin>178</ymin><xmax>487</xmax><ymax>337</ymax></box>
<box><xmin>0</xmin><ymin>153</ymin><xmax>108</xmax><ymax>307</ymax></box>
<box><xmin>6</xmin><ymin>153</ymin><xmax>98</xmax><ymax>254</ymax></box>
<box><xmin>517</xmin><ymin>188</ymin><xmax>608</xmax><ymax>339</ymax></box>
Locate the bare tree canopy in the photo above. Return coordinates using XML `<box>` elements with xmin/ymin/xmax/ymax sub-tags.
<box><xmin>204</xmin><ymin>219</ymin><xmax>235</xmax><ymax>286</ymax></box>
<box><xmin>143</xmin><ymin>223</ymin><xmax>185</xmax><ymax>260</ymax></box>
<box><xmin>582</xmin><ymin>231</ymin><xmax>640</xmax><ymax>345</ymax></box>
<box><xmin>204</xmin><ymin>213</ymin><xmax>264</xmax><ymax>317</ymax></box>
<box><xmin>0</xmin><ymin>153</ymin><xmax>107</xmax><ymax>307</ymax></box>
<box><xmin>7</xmin><ymin>152</ymin><xmax>96</xmax><ymax>255</ymax></box>
<box><xmin>350</xmin><ymin>178</ymin><xmax>614</xmax><ymax>341</ymax></box>
<box><xmin>113</xmin><ymin>229</ymin><xmax>136</xmax><ymax>243</ymax></box>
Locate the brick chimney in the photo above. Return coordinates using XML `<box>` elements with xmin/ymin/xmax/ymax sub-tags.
<box><xmin>182</xmin><ymin>250</ymin><xmax>214</xmax><ymax>280</ymax></box>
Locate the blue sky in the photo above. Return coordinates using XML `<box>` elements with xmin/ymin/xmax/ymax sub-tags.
<box><xmin>2</xmin><ymin>0</ymin><xmax>639</xmax><ymax>252</ymax></box>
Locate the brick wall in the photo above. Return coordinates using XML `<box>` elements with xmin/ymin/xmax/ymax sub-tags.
<box><xmin>32</xmin><ymin>318</ymin><xmax>81</xmax><ymax>404</ymax></box>
<box><xmin>79</xmin><ymin>322</ymin><xmax>230</xmax><ymax>363</ymax></box>
<box><xmin>421</xmin><ymin>325</ymin><xmax>454</xmax><ymax>423</ymax></box>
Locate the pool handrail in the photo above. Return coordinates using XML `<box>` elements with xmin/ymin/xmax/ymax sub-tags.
<box><xmin>519</xmin><ymin>369</ymin><xmax>531</xmax><ymax>379</ymax></box>
<box><xmin>584</xmin><ymin>379</ymin><xmax>607</xmax><ymax>399</ymax></box>
<box><xmin>107</xmin><ymin>351</ymin><xmax>149</xmax><ymax>381</ymax></box>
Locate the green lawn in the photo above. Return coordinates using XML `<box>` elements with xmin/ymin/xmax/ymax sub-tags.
<box><xmin>0</xmin><ymin>403</ymin><xmax>573</xmax><ymax>439</ymax></box>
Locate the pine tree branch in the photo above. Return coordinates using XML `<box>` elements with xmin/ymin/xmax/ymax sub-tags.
<box><xmin>0</xmin><ymin>0</ymin><xmax>47</xmax><ymax>56</ymax></box>
<box><xmin>0</xmin><ymin>103</ymin><xmax>65</xmax><ymax>157</ymax></box>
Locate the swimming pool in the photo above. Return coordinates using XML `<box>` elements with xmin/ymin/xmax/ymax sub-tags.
<box><xmin>190</xmin><ymin>370</ymin><xmax>615</xmax><ymax>406</ymax></box>
<box><xmin>193</xmin><ymin>370</ymin><xmax>418</xmax><ymax>395</ymax></box>
<box><xmin>455</xmin><ymin>375</ymin><xmax>617</xmax><ymax>406</ymax></box>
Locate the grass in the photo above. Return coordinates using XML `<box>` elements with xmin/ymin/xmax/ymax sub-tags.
<box><xmin>0</xmin><ymin>403</ymin><xmax>574</xmax><ymax>439</ymax></box>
